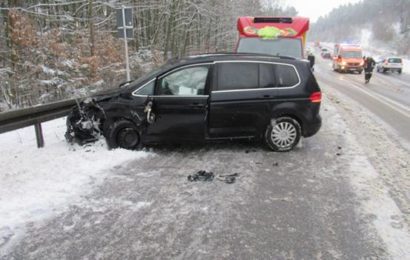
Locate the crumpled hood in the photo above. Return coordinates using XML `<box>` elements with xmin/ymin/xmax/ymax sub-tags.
<box><xmin>88</xmin><ymin>87</ymin><xmax>123</xmax><ymax>102</ymax></box>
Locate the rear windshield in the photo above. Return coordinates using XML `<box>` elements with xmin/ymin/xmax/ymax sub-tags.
<box><xmin>388</xmin><ymin>58</ymin><xmax>402</xmax><ymax>63</ymax></box>
<box><xmin>341</xmin><ymin>51</ymin><xmax>362</xmax><ymax>58</ymax></box>
<box><xmin>237</xmin><ymin>38</ymin><xmax>303</xmax><ymax>59</ymax></box>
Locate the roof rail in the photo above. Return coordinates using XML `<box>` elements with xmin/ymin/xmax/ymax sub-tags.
<box><xmin>184</xmin><ymin>52</ymin><xmax>297</xmax><ymax>60</ymax></box>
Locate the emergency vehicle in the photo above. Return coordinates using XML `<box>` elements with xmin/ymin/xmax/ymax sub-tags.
<box><xmin>332</xmin><ymin>44</ymin><xmax>364</xmax><ymax>73</ymax></box>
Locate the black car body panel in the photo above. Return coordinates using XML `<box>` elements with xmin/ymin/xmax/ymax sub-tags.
<box><xmin>66</xmin><ymin>53</ymin><xmax>322</xmax><ymax>149</ymax></box>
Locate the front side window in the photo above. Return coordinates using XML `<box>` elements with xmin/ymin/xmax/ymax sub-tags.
<box><xmin>217</xmin><ymin>63</ymin><xmax>258</xmax><ymax>90</ymax></box>
<box><xmin>134</xmin><ymin>80</ymin><xmax>155</xmax><ymax>95</ymax></box>
<box><xmin>158</xmin><ymin>66</ymin><xmax>209</xmax><ymax>96</ymax></box>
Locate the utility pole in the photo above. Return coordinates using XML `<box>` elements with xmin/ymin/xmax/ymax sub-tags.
<box><xmin>122</xmin><ymin>6</ymin><xmax>130</xmax><ymax>81</ymax></box>
<box><xmin>88</xmin><ymin>0</ymin><xmax>95</xmax><ymax>56</ymax></box>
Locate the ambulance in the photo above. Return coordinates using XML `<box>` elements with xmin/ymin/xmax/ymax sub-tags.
<box><xmin>332</xmin><ymin>44</ymin><xmax>364</xmax><ymax>74</ymax></box>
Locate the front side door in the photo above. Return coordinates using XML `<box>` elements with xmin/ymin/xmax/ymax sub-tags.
<box><xmin>146</xmin><ymin>64</ymin><xmax>211</xmax><ymax>142</ymax></box>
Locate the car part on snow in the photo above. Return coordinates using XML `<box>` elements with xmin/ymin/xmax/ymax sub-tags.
<box><xmin>216</xmin><ymin>173</ymin><xmax>239</xmax><ymax>184</ymax></box>
<box><xmin>188</xmin><ymin>170</ymin><xmax>214</xmax><ymax>182</ymax></box>
<box><xmin>187</xmin><ymin>171</ymin><xmax>239</xmax><ymax>184</ymax></box>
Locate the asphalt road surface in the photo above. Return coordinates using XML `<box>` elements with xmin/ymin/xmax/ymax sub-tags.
<box><xmin>315</xmin><ymin>55</ymin><xmax>410</xmax><ymax>144</ymax></box>
<box><xmin>2</xmin><ymin>55</ymin><xmax>410</xmax><ymax>259</ymax></box>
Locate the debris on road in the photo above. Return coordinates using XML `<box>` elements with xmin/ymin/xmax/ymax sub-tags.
<box><xmin>187</xmin><ymin>170</ymin><xmax>214</xmax><ymax>182</ymax></box>
<box><xmin>217</xmin><ymin>173</ymin><xmax>239</xmax><ymax>184</ymax></box>
<box><xmin>188</xmin><ymin>171</ymin><xmax>239</xmax><ymax>184</ymax></box>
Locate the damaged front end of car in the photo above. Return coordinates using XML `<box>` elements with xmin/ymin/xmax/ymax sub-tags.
<box><xmin>65</xmin><ymin>98</ymin><xmax>106</xmax><ymax>145</ymax></box>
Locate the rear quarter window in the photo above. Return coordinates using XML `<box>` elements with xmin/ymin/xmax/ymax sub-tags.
<box><xmin>276</xmin><ymin>65</ymin><xmax>299</xmax><ymax>87</ymax></box>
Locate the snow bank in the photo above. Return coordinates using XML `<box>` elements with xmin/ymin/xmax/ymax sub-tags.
<box><xmin>0</xmin><ymin>118</ymin><xmax>150</xmax><ymax>251</ymax></box>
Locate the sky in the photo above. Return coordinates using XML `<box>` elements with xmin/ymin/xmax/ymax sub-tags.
<box><xmin>284</xmin><ymin>0</ymin><xmax>362</xmax><ymax>22</ymax></box>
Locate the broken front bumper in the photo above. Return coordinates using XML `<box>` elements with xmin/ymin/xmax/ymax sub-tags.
<box><xmin>65</xmin><ymin>100</ymin><xmax>104</xmax><ymax>145</ymax></box>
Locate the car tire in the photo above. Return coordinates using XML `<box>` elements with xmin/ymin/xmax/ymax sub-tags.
<box><xmin>265</xmin><ymin>117</ymin><xmax>301</xmax><ymax>152</ymax></box>
<box><xmin>398</xmin><ymin>69</ymin><xmax>402</xmax><ymax>74</ymax></box>
<box><xmin>106</xmin><ymin>119</ymin><xmax>140</xmax><ymax>150</ymax></box>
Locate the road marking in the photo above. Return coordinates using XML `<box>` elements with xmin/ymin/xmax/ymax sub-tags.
<box><xmin>338</xmin><ymin>77</ymin><xmax>410</xmax><ymax>118</ymax></box>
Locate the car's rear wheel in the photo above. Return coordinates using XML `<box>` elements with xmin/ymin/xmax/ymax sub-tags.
<box><xmin>106</xmin><ymin>119</ymin><xmax>140</xmax><ymax>150</ymax></box>
<box><xmin>398</xmin><ymin>69</ymin><xmax>402</xmax><ymax>74</ymax></box>
<box><xmin>265</xmin><ymin>117</ymin><xmax>301</xmax><ymax>152</ymax></box>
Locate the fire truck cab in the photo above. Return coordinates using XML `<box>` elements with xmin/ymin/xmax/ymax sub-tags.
<box><xmin>236</xmin><ymin>16</ymin><xmax>311</xmax><ymax>62</ymax></box>
<box><xmin>332</xmin><ymin>44</ymin><xmax>364</xmax><ymax>74</ymax></box>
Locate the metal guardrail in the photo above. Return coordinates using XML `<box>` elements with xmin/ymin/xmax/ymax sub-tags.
<box><xmin>0</xmin><ymin>99</ymin><xmax>77</xmax><ymax>148</ymax></box>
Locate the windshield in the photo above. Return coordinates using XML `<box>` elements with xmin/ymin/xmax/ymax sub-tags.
<box><xmin>237</xmin><ymin>38</ymin><xmax>303</xmax><ymax>59</ymax></box>
<box><xmin>121</xmin><ymin>63</ymin><xmax>173</xmax><ymax>90</ymax></box>
<box><xmin>341</xmin><ymin>51</ymin><xmax>362</xmax><ymax>59</ymax></box>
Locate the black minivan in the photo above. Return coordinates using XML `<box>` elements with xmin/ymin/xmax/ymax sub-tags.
<box><xmin>66</xmin><ymin>53</ymin><xmax>322</xmax><ymax>151</ymax></box>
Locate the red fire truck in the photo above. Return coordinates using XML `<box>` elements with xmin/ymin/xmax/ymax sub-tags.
<box><xmin>235</xmin><ymin>16</ymin><xmax>310</xmax><ymax>60</ymax></box>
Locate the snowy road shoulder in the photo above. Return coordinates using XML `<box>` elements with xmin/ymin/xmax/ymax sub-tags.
<box><xmin>0</xmin><ymin>118</ymin><xmax>151</xmax><ymax>254</ymax></box>
<box><xmin>1</xmin><ymin>96</ymin><xmax>410</xmax><ymax>258</ymax></box>
<box><xmin>323</xmin><ymin>99</ymin><xmax>410</xmax><ymax>259</ymax></box>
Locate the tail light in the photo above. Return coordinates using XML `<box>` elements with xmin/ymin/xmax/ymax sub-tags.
<box><xmin>384</xmin><ymin>60</ymin><xmax>388</xmax><ymax>65</ymax></box>
<box><xmin>310</xmin><ymin>91</ymin><xmax>322</xmax><ymax>103</ymax></box>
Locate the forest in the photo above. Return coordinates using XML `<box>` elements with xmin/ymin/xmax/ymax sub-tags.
<box><xmin>0</xmin><ymin>0</ymin><xmax>296</xmax><ymax>112</ymax></box>
<box><xmin>310</xmin><ymin>0</ymin><xmax>410</xmax><ymax>55</ymax></box>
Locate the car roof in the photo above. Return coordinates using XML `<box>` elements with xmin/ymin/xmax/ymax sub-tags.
<box><xmin>165</xmin><ymin>53</ymin><xmax>302</xmax><ymax>67</ymax></box>
<box><xmin>123</xmin><ymin>53</ymin><xmax>308</xmax><ymax>92</ymax></box>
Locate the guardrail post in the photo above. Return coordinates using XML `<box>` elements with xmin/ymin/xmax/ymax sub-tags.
<box><xmin>34</xmin><ymin>123</ymin><xmax>44</xmax><ymax>148</ymax></box>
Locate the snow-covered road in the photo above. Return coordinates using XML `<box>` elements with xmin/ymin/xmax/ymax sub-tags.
<box><xmin>1</xmin><ymin>88</ymin><xmax>409</xmax><ymax>259</ymax></box>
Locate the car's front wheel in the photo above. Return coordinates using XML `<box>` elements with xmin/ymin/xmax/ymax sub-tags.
<box><xmin>106</xmin><ymin>119</ymin><xmax>140</xmax><ymax>150</ymax></box>
<box><xmin>265</xmin><ymin>117</ymin><xmax>301</xmax><ymax>152</ymax></box>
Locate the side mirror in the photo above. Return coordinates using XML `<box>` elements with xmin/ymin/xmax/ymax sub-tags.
<box><xmin>307</xmin><ymin>54</ymin><xmax>315</xmax><ymax>68</ymax></box>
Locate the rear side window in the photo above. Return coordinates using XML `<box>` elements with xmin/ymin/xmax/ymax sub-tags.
<box><xmin>388</xmin><ymin>58</ymin><xmax>402</xmax><ymax>63</ymax></box>
<box><xmin>276</xmin><ymin>65</ymin><xmax>299</xmax><ymax>87</ymax></box>
<box><xmin>259</xmin><ymin>64</ymin><xmax>276</xmax><ymax>88</ymax></box>
<box><xmin>217</xmin><ymin>63</ymin><xmax>258</xmax><ymax>90</ymax></box>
